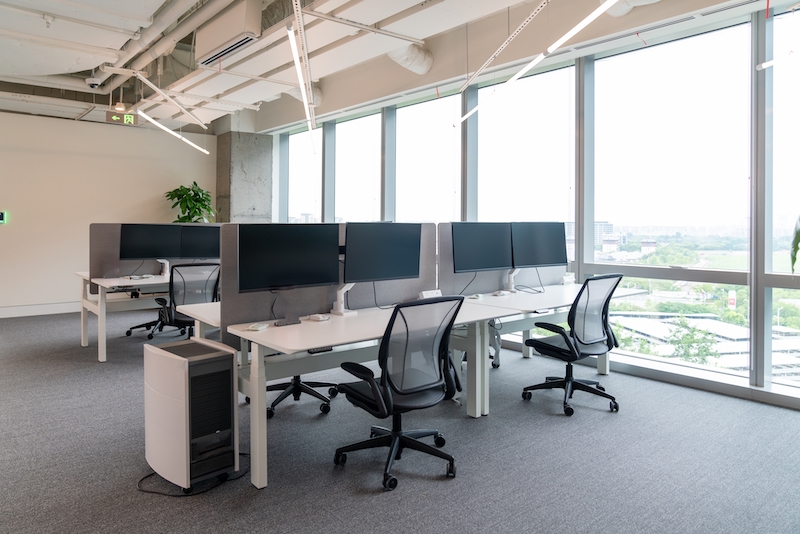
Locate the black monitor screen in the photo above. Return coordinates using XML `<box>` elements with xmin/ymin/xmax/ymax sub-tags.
<box><xmin>511</xmin><ymin>222</ymin><xmax>568</xmax><ymax>268</ymax></box>
<box><xmin>451</xmin><ymin>222</ymin><xmax>513</xmax><ymax>273</ymax></box>
<box><xmin>181</xmin><ymin>225</ymin><xmax>220</xmax><ymax>259</ymax></box>
<box><xmin>344</xmin><ymin>223</ymin><xmax>421</xmax><ymax>284</ymax></box>
<box><xmin>238</xmin><ymin>224</ymin><xmax>340</xmax><ymax>293</ymax></box>
<box><xmin>120</xmin><ymin>224</ymin><xmax>181</xmax><ymax>259</ymax></box>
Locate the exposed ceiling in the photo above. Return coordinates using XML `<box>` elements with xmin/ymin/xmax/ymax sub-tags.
<box><xmin>0</xmin><ymin>0</ymin><xmax>791</xmax><ymax>134</ymax></box>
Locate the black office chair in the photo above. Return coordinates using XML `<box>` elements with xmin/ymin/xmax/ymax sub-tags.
<box><xmin>146</xmin><ymin>263</ymin><xmax>220</xmax><ymax>339</ymax></box>
<box><xmin>333</xmin><ymin>295</ymin><xmax>464</xmax><ymax>490</ymax></box>
<box><xmin>522</xmin><ymin>273</ymin><xmax>622</xmax><ymax>416</ymax></box>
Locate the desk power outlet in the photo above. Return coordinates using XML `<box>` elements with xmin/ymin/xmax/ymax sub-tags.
<box><xmin>419</xmin><ymin>289</ymin><xmax>442</xmax><ymax>300</ymax></box>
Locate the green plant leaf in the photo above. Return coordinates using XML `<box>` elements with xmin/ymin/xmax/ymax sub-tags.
<box><xmin>792</xmin><ymin>216</ymin><xmax>800</xmax><ymax>274</ymax></box>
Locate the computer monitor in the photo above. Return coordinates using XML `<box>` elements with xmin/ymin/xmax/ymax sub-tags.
<box><xmin>343</xmin><ymin>222</ymin><xmax>421</xmax><ymax>284</ymax></box>
<box><xmin>237</xmin><ymin>223</ymin><xmax>340</xmax><ymax>293</ymax></box>
<box><xmin>180</xmin><ymin>225</ymin><xmax>220</xmax><ymax>259</ymax></box>
<box><xmin>119</xmin><ymin>224</ymin><xmax>181</xmax><ymax>259</ymax></box>
<box><xmin>510</xmin><ymin>222</ymin><xmax>568</xmax><ymax>268</ymax></box>
<box><xmin>451</xmin><ymin>222</ymin><xmax>513</xmax><ymax>273</ymax></box>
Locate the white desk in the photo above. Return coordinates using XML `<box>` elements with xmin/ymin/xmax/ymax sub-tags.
<box><xmin>464</xmin><ymin>285</ymin><xmax>644</xmax><ymax>374</ymax></box>
<box><xmin>77</xmin><ymin>272</ymin><xmax>168</xmax><ymax>362</ymax></box>
<box><xmin>176</xmin><ymin>301</ymin><xmax>219</xmax><ymax>339</ymax></box>
<box><xmin>226</xmin><ymin>301</ymin><xmax>528</xmax><ymax>489</ymax></box>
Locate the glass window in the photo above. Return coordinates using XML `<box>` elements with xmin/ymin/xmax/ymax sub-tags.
<box><xmin>609</xmin><ymin>277</ymin><xmax>750</xmax><ymax>376</ymax></box>
<box><xmin>288</xmin><ymin>128</ymin><xmax>323</xmax><ymax>223</ymax></box>
<box><xmin>335</xmin><ymin>114</ymin><xmax>382</xmax><ymax>222</ymax></box>
<box><xmin>771</xmin><ymin>11</ymin><xmax>800</xmax><ymax>273</ymax></box>
<box><xmin>396</xmin><ymin>95</ymin><xmax>461</xmax><ymax>223</ymax></box>
<box><xmin>770</xmin><ymin>287</ymin><xmax>800</xmax><ymax>386</ymax></box>
<box><xmin>594</xmin><ymin>26</ymin><xmax>751</xmax><ymax>268</ymax></box>
<box><xmin>477</xmin><ymin>67</ymin><xmax>575</xmax><ymax>225</ymax></box>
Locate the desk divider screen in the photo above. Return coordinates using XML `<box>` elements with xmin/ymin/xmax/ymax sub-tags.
<box><xmin>88</xmin><ymin>223</ymin><xmax>220</xmax><ymax>295</ymax></box>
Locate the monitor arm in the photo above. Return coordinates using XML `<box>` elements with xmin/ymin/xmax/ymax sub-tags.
<box><xmin>330</xmin><ymin>283</ymin><xmax>357</xmax><ymax>316</ymax></box>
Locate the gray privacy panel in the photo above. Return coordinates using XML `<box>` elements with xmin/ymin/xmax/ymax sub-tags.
<box><xmin>437</xmin><ymin>223</ymin><xmax>567</xmax><ymax>296</ymax></box>
<box><xmin>218</xmin><ymin>223</ymin><xmax>339</xmax><ymax>350</ymax></box>
<box><xmin>88</xmin><ymin>223</ymin><xmax>159</xmax><ymax>294</ymax></box>
<box><xmin>345</xmin><ymin>223</ymin><xmax>437</xmax><ymax>310</ymax></box>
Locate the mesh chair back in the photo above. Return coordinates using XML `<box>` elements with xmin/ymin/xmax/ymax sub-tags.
<box><xmin>380</xmin><ymin>296</ymin><xmax>464</xmax><ymax>396</ymax></box>
<box><xmin>568</xmin><ymin>274</ymin><xmax>622</xmax><ymax>346</ymax></box>
<box><xmin>170</xmin><ymin>263</ymin><xmax>221</xmax><ymax>315</ymax></box>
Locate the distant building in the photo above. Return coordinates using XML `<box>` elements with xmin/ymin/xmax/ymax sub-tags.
<box><xmin>641</xmin><ymin>239</ymin><xmax>657</xmax><ymax>255</ymax></box>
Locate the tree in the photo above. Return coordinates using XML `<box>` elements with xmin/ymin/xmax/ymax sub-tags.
<box><xmin>666</xmin><ymin>316</ymin><xmax>718</xmax><ymax>365</ymax></box>
<box><xmin>613</xmin><ymin>323</ymin><xmax>656</xmax><ymax>355</ymax></box>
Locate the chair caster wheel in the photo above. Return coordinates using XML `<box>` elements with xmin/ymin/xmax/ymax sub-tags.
<box><xmin>383</xmin><ymin>474</ymin><xmax>398</xmax><ymax>490</ymax></box>
<box><xmin>320</xmin><ymin>403</ymin><xmax>331</xmax><ymax>415</ymax></box>
<box><xmin>147</xmin><ymin>333</ymin><xmax>154</xmax><ymax>340</ymax></box>
<box><xmin>334</xmin><ymin>452</ymin><xmax>346</xmax><ymax>466</ymax></box>
<box><xmin>564</xmin><ymin>404</ymin><xmax>574</xmax><ymax>416</ymax></box>
<box><xmin>596</xmin><ymin>385</ymin><xmax>605</xmax><ymax>392</ymax></box>
<box><xmin>610</xmin><ymin>401</ymin><xmax>619</xmax><ymax>412</ymax></box>
<box><xmin>244</xmin><ymin>396</ymin><xmax>250</xmax><ymax>404</ymax></box>
<box><xmin>328</xmin><ymin>387</ymin><xmax>338</xmax><ymax>398</ymax></box>
<box><xmin>180</xmin><ymin>329</ymin><xmax>186</xmax><ymax>335</ymax></box>
<box><xmin>267</xmin><ymin>407</ymin><xmax>275</xmax><ymax>419</ymax></box>
<box><xmin>434</xmin><ymin>434</ymin><xmax>446</xmax><ymax>448</ymax></box>
<box><xmin>182</xmin><ymin>487</ymin><xmax>192</xmax><ymax>494</ymax></box>
<box><xmin>446</xmin><ymin>461</ymin><xmax>456</xmax><ymax>478</ymax></box>
<box><xmin>522</xmin><ymin>391</ymin><xmax>532</xmax><ymax>401</ymax></box>
<box><xmin>126</xmin><ymin>330</ymin><xmax>132</xmax><ymax>336</ymax></box>
<box><xmin>491</xmin><ymin>361</ymin><xmax>500</xmax><ymax>369</ymax></box>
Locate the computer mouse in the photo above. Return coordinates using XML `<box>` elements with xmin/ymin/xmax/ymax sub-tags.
<box><xmin>467</xmin><ymin>294</ymin><xmax>482</xmax><ymax>299</ymax></box>
<box><xmin>492</xmin><ymin>290</ymin><xmax>508</xmax><ymax>296</ymax></box>
<box><xmin>309</xmin><ymin>314</ymin><xmax>330</xmax><ymax>322</ymax></box>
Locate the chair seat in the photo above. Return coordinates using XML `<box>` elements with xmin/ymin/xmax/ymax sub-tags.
<box><xmin>528</xmin><ymin>333</ymin><xmax>611</xmax><ymax>362</ymax></box>
<box><xmin>339</xmin><ymin>380</ymin><xmax>445</xmax><ymax>415</ymax></box>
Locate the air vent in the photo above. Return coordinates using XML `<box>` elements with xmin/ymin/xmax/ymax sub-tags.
<box><xmin>195</xmin><ymin>0</ymin><xmax>262</xmax><ymax>67</ymax></box>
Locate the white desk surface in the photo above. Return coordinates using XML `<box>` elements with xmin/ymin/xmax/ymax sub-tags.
<box><xmin>466</xmin><ymin>285</ymin><xmax>643</xmax><ymax>314</ymax></box>
<box><xmin>176</xmin><ymin>302</ymin><xmax>221</xmax><ymax>327</ymax></box>
<box><xmin>90</xmin><ymin>274</ymin><xmax>170</xmax><ymax>289</ymax></box>
<box><xmin>227</xmin><ymin>300</ymin><xmax>511</xmax><ymax>356</ymax></box>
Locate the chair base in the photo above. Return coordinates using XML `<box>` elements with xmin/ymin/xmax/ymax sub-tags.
<box><xmin>266</xmin><ymin>376</ymin><xmax>337</xmax><ymax>418</ymax></box>
<box><xmin>334</xmin><ymin>413</ymin><xmax>455</xmax><ymax>490</ymax></box>
<box><xmin>126</xmin><ymin>320</ymin><xmax>159</xmax><ymax>337</ymax></box>
<box><xmin>522</xmin><ymin>362</ymin><xmax>618</xmax><ymax>416</ymax></box>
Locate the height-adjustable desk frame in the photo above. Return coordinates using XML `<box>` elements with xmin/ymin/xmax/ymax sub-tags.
<box><xmin>77</xmin><ymin>272</ymin><xmax>169</xmax><ymax>362</ymax></box>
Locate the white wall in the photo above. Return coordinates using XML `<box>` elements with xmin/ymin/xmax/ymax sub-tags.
<box><xmin>0</xmin><ymin>112</ymin><xmax>216</xmax><ymax>317</ymax></box>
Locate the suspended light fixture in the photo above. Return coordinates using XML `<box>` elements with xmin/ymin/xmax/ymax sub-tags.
<box><xmin>456</xmin><ymin>0</ymin><xmax>622</xmax><ymax>125</ymax></box>
<box><xmin>137</xmin><ymin>109</ymin><xmax>210</xmax><ymax>155</ymax></box>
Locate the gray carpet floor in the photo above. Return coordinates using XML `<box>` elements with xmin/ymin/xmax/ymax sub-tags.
<box><xmin>2</xmin><ymin>309</ymin><xmax>800</xmax><ymax>534</ymax></box>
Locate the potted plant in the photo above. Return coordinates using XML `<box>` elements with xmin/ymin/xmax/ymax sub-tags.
<box><xmin>164</xmin><ymin>181</ymin><xmax>215</xmax><ymax>223</ymax></box>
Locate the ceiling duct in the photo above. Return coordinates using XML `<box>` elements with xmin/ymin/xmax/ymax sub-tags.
<box><xmin>195</xmin><ymin>0</ymin><xmax>263</xmax><ymax>67</ymax></box>
<box><xmin>388</xmin><ymin>44</ymin><xmax>433</xmax><ymax>75</ymax></box>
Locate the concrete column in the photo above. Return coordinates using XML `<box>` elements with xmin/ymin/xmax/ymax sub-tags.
<box><xmin>216</xmin><ymin>131</ymin><xmax>274</xmax><ymax>223</ymax></box>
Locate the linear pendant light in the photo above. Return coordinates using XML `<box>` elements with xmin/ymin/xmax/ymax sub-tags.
<box><xmin>456</xmin><ymin>0</ymin><xmax>621</xmax><ymax>125</ymax></box>
<box><xmin>137</xmin><ymin>109</ymin><xmax>210</xmax><ymax>155</ymax></box>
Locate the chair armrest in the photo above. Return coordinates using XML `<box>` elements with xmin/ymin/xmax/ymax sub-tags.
<box><xmin>443</xmin><ymin>350</ymin><xmax>462</xmax><ymax>400</ymax></box>
<box><xmin>525</xmin><ymin>322</ymin><xmax>580</xmax><ymax>357</ymax></box>
<box><xmin>341</xmin><ymin>361</ymin><xmax>374</xmax><ymax>380</ymax></box>
<box><xmin>340</xmin><ymin>361</ymin><xmax>389</xmax><ymax>418</ymax></box>
<box><xmin>155</xmin><ymin>297</ymin><xmax>167</xmax><ymax>307</ymax></box>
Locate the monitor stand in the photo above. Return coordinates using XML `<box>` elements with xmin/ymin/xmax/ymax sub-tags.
<box><xmin>330</xmin><ymin>283</ymin><xmax>357</xmax><ymax>316</ymax></box>
<box><xmin>503</xmin><ymin>268</ymin><xmax>520</xmax><ymax>293</ymax></box>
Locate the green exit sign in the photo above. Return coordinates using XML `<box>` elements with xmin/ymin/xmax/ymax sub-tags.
<box><xmin>105</xmin><ymin>111</ymin><xmax>138</xmax><ymax>126</ymax></box>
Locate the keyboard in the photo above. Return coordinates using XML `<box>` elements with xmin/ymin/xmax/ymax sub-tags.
<box><xmin>274</xmin><ymin>318</ymin><xmax>301</xmax><ymax>327</ymax></box>
<box><xmin>307</xmin><ymin>346</ymin><xmax>333</xmax><ymax>354</ymax></box>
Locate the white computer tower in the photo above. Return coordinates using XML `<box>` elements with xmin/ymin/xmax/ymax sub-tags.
<box><xmin>144</xmin><ymin>337</ymin><xmax>238</xmax><ymax>490</ymax></box>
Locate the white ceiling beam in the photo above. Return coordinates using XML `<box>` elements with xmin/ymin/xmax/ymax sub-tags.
<box><xmin>0</xmin><ymin>2</ymin><xmax>141</xmax><ymax>39</ymax></box>
<box><xmin>0</xmin><ymin>28</ymin><xmax>120</xmax><ymax>61</ymax></box>
<box><xmin>196</xmin><ymin>65</ymin><xmax>299</xmax><ymax>87</ymax></box>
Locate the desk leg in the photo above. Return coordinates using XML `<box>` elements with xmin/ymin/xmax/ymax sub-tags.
<box><xmin>522</xmin><ymin>329</ymin><xmax>533</xmax><ymax>358</ymax></box>
<box><xmin>597</xmin><ymin>353</ymin><xmax>610</xmax><ymax>375</ymax></box>
<box><xmin>465</xmin><ymin>321</ymin><xmax>489</xmax><ymax>418</ymax></box>
<box><xmin>97</xmin><ymin>286</ymin><xmax>107</xmax><ymax>363</ymax></box>
<box><xmin>80</xmin><ymin>279</ymin><xmax>89</xmax><ymax>348</ymax></box>
<box><xmin>195</xmin><ymin>319</ymin><xmax>210</xmax><ymax>339</ymax></box>
<box><xmin>250</xmin><ymin>343</ymin><xmax>268</xmax><ymax>489</ymax></box>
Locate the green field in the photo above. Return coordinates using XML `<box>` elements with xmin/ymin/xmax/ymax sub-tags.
<box><xmin>700</xmin><ymin>251</ymin><xmax>793</xmax><ymax>272</ymax></box>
